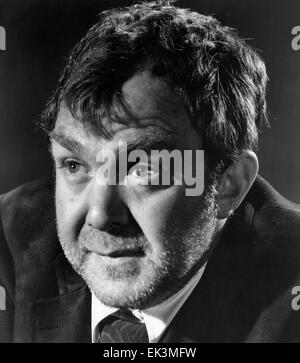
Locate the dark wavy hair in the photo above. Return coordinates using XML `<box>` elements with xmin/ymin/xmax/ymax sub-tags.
<box><xmin>40</xmin><ymin>0</ymin><xmax>268</xmax><ymax>168</ymax></box>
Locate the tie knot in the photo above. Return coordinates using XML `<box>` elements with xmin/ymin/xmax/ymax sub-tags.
<box><xmin>97</xmin><ymin>309</ymin><xmax>149</xmax><ymax>343</ymax></box>
<box><xmin>112</xmin><ymin>309</ymin><xmax>142</xmax><ymax>323</ymax></box>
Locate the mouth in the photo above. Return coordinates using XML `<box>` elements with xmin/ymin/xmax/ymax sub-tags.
<box><xmin>107</xmin><ymin>248</ymin><xmax>145</xmax><ymax>258</ymax></box>
<box><xmin>87</xmin><ymin>247</ymin><xmax>145</xmax><ymax>258</ymax></box>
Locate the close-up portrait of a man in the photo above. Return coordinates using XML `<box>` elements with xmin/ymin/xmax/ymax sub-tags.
<box><xmin>0</xmin><ymin>0</ymin><xmax>300</xmax><ymax>344</ymax></box>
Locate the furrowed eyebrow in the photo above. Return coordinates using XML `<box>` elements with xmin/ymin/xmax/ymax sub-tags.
<box><xmin>49</xmin><ymin>130</ymin><xmax>84</xmax><ymax>154</ymax></box>
<box><xmin>49</xmin><ymin>128</ymin><xmax>178</xmax><ymax>158</ymax></box>
<box><xmin>124</xmin><ymin>132</ymin><xmax>178</xmax><ymax>156</ymax></box>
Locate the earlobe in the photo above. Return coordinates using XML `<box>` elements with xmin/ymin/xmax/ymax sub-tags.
<box><xmin>216</xmin><ymin>151</ymin><xmax>259</xmax><ymax>220</ymax></box>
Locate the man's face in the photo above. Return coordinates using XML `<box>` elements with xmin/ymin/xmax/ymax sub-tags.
<box><xmin>51</xmin><ymin>71</ymin><xmax>219</xmax><ymax>309</ymax></box>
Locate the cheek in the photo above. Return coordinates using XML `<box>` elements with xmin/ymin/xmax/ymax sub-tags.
<box><xmin>129</xmin><ymin>187</ymin><xmax>187</xmax><ymax>248</ymax></box>
<box><xmin>55</xmin><ymin>179</ymin><xmax>66</xmax><ymax>222</ymax></box>
<box><xmin>55</xmin><ymin>178</ymin><xmax>87</xmax><ymax>240</ymax></box>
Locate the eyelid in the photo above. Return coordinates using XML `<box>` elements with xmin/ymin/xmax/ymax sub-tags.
<box><xmin>128</xmin><ymin>162</ymin><xmax>160</xmax><ymax>182</ymax></box>
<box><xmin>63</xmin><ymin>158</ymin><xmax>82</xmax><ymax>168</ymax></box>
<box><xmin>129</xmin><ymin>161</ymin><xmax>155</xmax><ymax>172</ymax></box>
<box><xmin>55</xmin><ymin>156</ymin><xmax>82</xmax><ymax>167</ymax></box>
<box><xmin>56</xmin><ymin>157</ymin><xmax>93</xmax><ymax>177</ymax></box>
<box><xmin>51</xmin><ymin>142</ymin><xmax>86</xmax><ymax>162</ymax></box>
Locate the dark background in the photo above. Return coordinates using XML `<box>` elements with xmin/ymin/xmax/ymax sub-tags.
<box><xmin>0</xmin><ymin>0</ymin><xmax>299</xmax><ymax>201</ymax></box>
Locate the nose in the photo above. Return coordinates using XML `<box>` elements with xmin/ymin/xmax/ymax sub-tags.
<box><xmin>86</xmin><ymin>184</ymin><xmax>129</xmax><ymax>232</ymax></box>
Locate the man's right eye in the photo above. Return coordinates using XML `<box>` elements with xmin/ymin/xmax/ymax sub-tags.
<box><xmin>56</xmin><ymin>158</ymin><xmax>91</xmax><ymax>183</ymax></box>
<box><xmin>63</xmin><ymin>160</ymin><xmax>82</xmax><ymax>174</ymax></box>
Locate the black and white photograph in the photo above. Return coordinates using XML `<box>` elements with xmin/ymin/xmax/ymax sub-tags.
<box><xmin>0</xmin><ymin>0</ymin><xmax>300</xmax><ymax>346</ymax></box>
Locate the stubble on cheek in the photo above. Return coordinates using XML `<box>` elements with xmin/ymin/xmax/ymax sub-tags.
<box><xmin>55</xmin><ymin>189</ymin><xmax>87</xmax><ymax>273</ymax></box>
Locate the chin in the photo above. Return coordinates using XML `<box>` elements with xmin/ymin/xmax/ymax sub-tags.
<box><xmin>80</xmin><ymin>254</ymin><xmax>146</xmax><ymax>308</ymax></box>
<box><xmin>79</xmin><ymin>253</ymin><xmax>165</xmax><ymax>309</ymax></box>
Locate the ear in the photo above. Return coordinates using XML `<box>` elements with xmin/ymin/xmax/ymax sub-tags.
<box><xmin>216</xmin><ymin>150</ymin><xmax>259</xmax><ymax>220</ymax></box>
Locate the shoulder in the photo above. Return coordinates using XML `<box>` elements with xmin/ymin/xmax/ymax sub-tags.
<box><xmin>224</xmin><ymin>175</ymin><xmax>300</xmax><ymax>299</ymax></box>
<box><xmin>247</xmin><ymin>175</ymin><xmax>300</xmax><ymax>215</ymax></box>
<box><xmin>0</xmin><ymin>178</ymin><xmax>57</xmax><ymax>251</ymax></box>
<box><xmin>246</xmin><ymin>176</ymin><xmax>300</xmax><ymax>259</ymax></box>
<box><xmin>1</xmin><ymin>178</ymin><xmax>55</xmax><ymax>226</ymax></box>
<box><xmin>0</xmin><ymin>179</ymin><xmax>61</xmax><ymax>342</ymax></box>
<box><xmin>215</xmin><ymin>176</ymin><xmax>300</xmax><ymax>342</ymax></box>
<box><xmin>0</xmin><ymin>179</ymin><xmax>60</xmax><ymax>291</ymax></box>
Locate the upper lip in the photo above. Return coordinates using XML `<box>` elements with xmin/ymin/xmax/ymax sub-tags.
<box><xmin>87</xmin><ymin>247</ymin><xmax>144</xmax><ymax>258</ymax></box>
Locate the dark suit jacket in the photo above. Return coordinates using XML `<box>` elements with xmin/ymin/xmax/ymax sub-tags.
<box><xmin>0</xmin><ymin>176</ymin><xmax>300</xmax><ymax>343</ymax></box>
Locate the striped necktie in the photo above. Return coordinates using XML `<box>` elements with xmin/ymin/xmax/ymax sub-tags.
<box><xmin>96</xmin><ymin>309</ymin><xmax>149</xmax><ymax>343</ymax></box>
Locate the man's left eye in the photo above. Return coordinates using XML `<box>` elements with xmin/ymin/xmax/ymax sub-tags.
<box><xmin>132</xmin><ymin>166</ymin><xmax>154</xmax><ymax>178</ymax></box>
<box><xmin>127</xmin><ymin>163</ymin><xmax>159</xmax><ymax>185</ymax></box>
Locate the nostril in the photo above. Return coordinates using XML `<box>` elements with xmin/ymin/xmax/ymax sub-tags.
<box><xmin>106</xmin><ymin>222</ymin><xmax>125</xmax><ymax>234</ymax></box>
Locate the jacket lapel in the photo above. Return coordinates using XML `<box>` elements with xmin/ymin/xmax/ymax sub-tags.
<box><xmin>161</xmin><ymin>200</ymin><xmax>256</xmax><ymax>343</ymax></box>
<box><xmin>28</xmin><ymin>254</ymin><xmax>91</xmax><ymax>343</ymax></box>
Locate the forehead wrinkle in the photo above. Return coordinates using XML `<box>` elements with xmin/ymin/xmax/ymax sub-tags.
<box><xmin>109</xmin><ymin>94</ymin><xmax>175</xmax><ymax>131</ymax></box>
<box><xmin>119</xmin><ymin>73</ymin><xmax>191</xmax><ymax>131</ymax></box>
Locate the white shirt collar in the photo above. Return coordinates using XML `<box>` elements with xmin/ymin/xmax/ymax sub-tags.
<box><xmin>92</xmin><ymin>263</ymin><xmax>206</xmax><ymax>343</ymax></box>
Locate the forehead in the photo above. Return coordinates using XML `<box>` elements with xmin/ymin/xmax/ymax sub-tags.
<box><xmin>53</xmin><ymin>71</ymin><xmax>196</xmax><ymax>149</ymax></box>
<box><xmin>120</xmin><ymin>71</ymin><xmax>189</xmax><ymax>130</ymax></box>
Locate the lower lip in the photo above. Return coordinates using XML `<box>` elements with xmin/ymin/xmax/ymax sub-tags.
<box><xmin>92</xmin><ymin>253</ymin><xmax>143</xmax><ymax>264</ymax></box>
